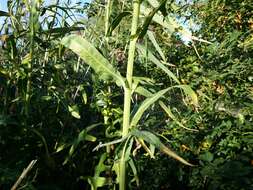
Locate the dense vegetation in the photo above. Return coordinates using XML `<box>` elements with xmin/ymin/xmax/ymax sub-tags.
<box><xmin>0</xmin><ymin>0</ymin><xmax>252</xmax><ymax>189</ymax></box>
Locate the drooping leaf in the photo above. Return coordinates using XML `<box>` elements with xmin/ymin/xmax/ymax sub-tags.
<box><xmin>137</xmin><ymin>43</ymin><xmax>180</xmax><ymax>84</ymax></box>
<box><xmin>140</xmin><ymin>1</ymin><xmax>211</xmax><ymax>44</ymax></box>
<box><xmin>159</xmin><ymin>101</ymin><xmax>198</xmax><ymax>132</ymax></box>
<box><xmin>61</xmin><ymin>35</ymin><xmax>125</xmax><ymax>87</ymax></box>
<box><xmin>160</xmin><ymin>144</ymin><xmax>194</xmax><ymax>166</ymax></box>
<box><xmin>137</xmin><ymin>138</ymin><xmax>155</xmax><ymax>158</ymax></box>
<box><xmin>131</xmin><ymin>129</ymin><xmax>193</xmax><ymax>166</ymax></box>
<box><xmin>131</xmin><ymin>84</ymin><xmax>198</xmax><ymax>127</ymax></box>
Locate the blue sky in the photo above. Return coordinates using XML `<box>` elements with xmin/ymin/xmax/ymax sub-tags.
<box><xmin>0</xmin><ymin>0</ymin><xmax>90</xmax><ymax>29</ymax></box>
<box><xmin>0</xmin><ymin>0</ymin><xmax>90</xmax><ymax>11</ymax></box>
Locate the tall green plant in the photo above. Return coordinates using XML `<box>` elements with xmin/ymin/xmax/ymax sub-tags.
<box><xmin>61</xmin><ymin>0</ymin><xmax>197</xmax><ymax>189</ymax></box>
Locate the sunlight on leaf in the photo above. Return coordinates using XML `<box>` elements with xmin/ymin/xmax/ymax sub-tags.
<box><xmin>61</xmin><ymin>35</ymin><xmax>125</xmax><ymax>87</ymax></box>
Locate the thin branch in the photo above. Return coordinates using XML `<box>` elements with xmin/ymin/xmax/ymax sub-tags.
<box><xmin>92</xmin><ymin>136</ymin><xmax>128</xmax><ymax>152</ymax></box>
<box><xmin>11</xmin><ymin>160</ymin><xmax>37</xmax><ymax>190</ymax></box>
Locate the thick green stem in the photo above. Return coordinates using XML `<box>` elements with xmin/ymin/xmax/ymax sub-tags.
<box><xmin>120</xmin><ymin>1</ymin><xmax>140</xmax><ymax>190</ymax></box>
<box><xmin>122</xmin><ymin>0</ymin><xmax>140</xmax><ymax>137</ymax></box>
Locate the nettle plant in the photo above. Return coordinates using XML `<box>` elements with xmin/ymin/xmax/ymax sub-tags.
<box><xmin>61</xmin><ymin>0</ymin><xmax>202</xmax><ymax>189</ymax></box>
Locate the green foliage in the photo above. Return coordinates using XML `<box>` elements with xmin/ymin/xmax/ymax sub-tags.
<box><xmin>61</xmin><ymin>35</ymin><xmax>125</xmax><ymax>87</ymax></box>
<box><xmin>0</xmin><ymin>0</ymin><xmax>252</xmax><ymax>189</ymax></box>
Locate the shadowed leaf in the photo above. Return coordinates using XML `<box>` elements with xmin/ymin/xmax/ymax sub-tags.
<box><xmin>131</xmin><ymin>129</ymin><xmax>194</xmax><ymax>166</ymax></box>
<box><xmin>107</xmin><ymin>11</ymin><xmax>131</xmax><ymax>36</ymax></box>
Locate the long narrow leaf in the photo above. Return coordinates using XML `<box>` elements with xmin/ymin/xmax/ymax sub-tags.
<box><xmin>138</xmin><ymin>0</ymin><xmax>168</xmax><ymax>38</ymax></box>
<box><xmin>107</xmin><ymin>11</ymin><xmax>131</xmax><ymax>36</ymax></box>
<box><xmin>131</xmin><ymin>84</ymin><xmax>198</xmax><ymax>127</ymax></box>
<box><xmin>159</xmin><ymin>101</ymin><xmax>198</xmax><ymax>132</ymax></box>
<box><xmin>129</xmin><ymin>158</ymin><xmax>140</xmax><ymax>186</ymax></box>
<box><xmin>137</xmin><ymin>43</ymin><xmax>180</xmax><ymax>84</ymax></box>
<box><xmin>61</xmin><ymin>35</ymin><xmax>125</xmax><ymax>87</ymax></box>
<box><xmin>141</xmin><ymin>1</ymin><xmax>212</xmax><ymax>44</ymax></box>
<box><xmin>147</xmin><ymin>30</ymin><xmax>166</xmax><ymax>61</ymax></box>
<box><xmin>0</xmin><ymin>10</ymin><xmax>10</xmax><ymax>17</ymax></box>
<box><xmin>131</xmin><ymin>129</ymin><xmax>193</xmax><ymax>166</ymax></box>
<box><xmin>131</xmin><ymin>87</ymin><xmax>172</xmax><ymax>127</ymax></box>
<box><xmin>134</xmin><ymin>86</ymin><xmax>154</xmax><ymax>97</ymax></box>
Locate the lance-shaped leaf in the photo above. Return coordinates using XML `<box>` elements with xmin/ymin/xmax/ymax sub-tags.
<box><xmin>138</xmin><ymin>0</ymin><xmax>168</xmax><ymax>38</ymax></box>
<box><xmin>61</xmin><ymin>35</ymin><xmax>125</xmax><ymax>87</ymax></box>
<box><xmin>131</xmin><ymin>129</ymin><xmax>194</xmax><ymax>166</ymax></box>
<box><xmin>0</xmin><ymin>10</ymin><xmax>10</xmax><ymax>17</ymax></box>
<box><xmin>137</xmin><ymin>43</ymin><xmax>180</xmax><ymax>84</ymax></box>
<box><xmin>134</xmin><ymin>86</ymin><xmax>154</xmax><ymax>97</ymax></box>
<box><xmin>131</xmin><ymin>87</ymin><xmax>172</xmax><ymax>127</ymax></box>
<box><xmin>147</xmin><ymin>30</ymin><xmax>166</xmax><ymax>61</ymax></box>
<box><xmin>129</xmin><ymin>158</ymin><xmax>140</xmax><ymax>186</ymax></box>
<box><xmin>131</xmin><ymin>85</ymin><xmax>198</xmax><ymax>127</ymax></box>
<box><xmin>159</xmin><ymin>101</ymin><xmax>199</xmax><ymax>132</ymax></box>
<box><xmin>107</xmin><ymin>11</ymin><xmax>131</xmax><ymax>36</ymax></box>
<box><xmin>141</xmin><ymin>0</ymin><xmax>212</xmax><ymax>44</ymax></box>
